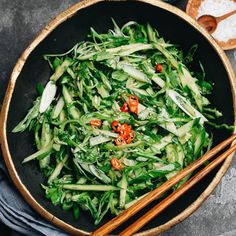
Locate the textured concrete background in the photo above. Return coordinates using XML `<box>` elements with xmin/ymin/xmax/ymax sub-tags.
<box><xmin>0</xmin><ymin>0</ymin><xmax>235</xmax><ymax>235</ymax></box>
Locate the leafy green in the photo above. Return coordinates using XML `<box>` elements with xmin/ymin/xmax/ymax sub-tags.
<box><xmin>13</xmin><ymin>20</ymin><xmax>232</xmax><ymax>224</ymax></box>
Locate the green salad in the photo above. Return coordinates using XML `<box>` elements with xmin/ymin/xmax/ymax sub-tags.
<box><xmin>13</xmin><ymin>20</ymin><xmax>232</xmax><ymax>224</ymax></box>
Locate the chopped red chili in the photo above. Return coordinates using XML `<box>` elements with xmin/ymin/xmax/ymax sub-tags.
<box><xmin>155</xmin><ymin>64</ymin><xmax>163</xmax><ymax>73</ymax></box>
<box><xmin>123</xmin><ymin>130</ymin><xmax>136</xmax><ymax>144</ymax></box>
<box><xmin>129</xmin><ymin>95</ymin><xmax>139</xmax><ymax>114</ymax></box>
<box><xmin>115</xmin><ymin>135</ymin><xmax>126</xmax><ymax>146</ymax></box>
<box><xmin>119</xmin><ymin>124</ymin><xmax>132</xmax><ymax>135</ymax></box>
<box><xmin>110</xmin><ymin>158</ymin><xmax>122</xmax><ymax>170</ymax></box>
<box><xmin>111</xmin><ymin>121</ymin><xmax>121</xmax><ymax>132</ymax></box>
<box><xmin>111</xmin><ymin>121</ymin><xmax>136</xmax><ymax>146</ymax></box>
<box><xmin>90</xmin><ymin>120</ymin><xmax>102</xmax><ymax>127</ymax></box>
<box><xmin>120</xmin><ymin>102</ymin><xmax>129</xmax><ymax>112</ymax></box>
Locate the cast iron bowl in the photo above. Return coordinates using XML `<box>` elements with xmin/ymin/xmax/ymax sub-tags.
<box><xmin>0</xmin><ymin>0</ymin><xmax>235</xmax><ymax>235</ymax></box>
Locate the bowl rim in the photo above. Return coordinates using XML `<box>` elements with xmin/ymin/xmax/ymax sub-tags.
<box><xmin>0</xmin><ymin>0</ymin><xmax>235</xmax><ymax>235</ymax></box>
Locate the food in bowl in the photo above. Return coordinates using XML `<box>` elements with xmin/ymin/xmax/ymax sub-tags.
<box><xmin>13</xmin><ymin>20</ymin><xmax>232</xmax><ymax>224</ymax></box>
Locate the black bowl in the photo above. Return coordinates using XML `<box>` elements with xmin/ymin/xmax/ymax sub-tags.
<box><xmin>1</xmin><ymin>0</ymin><xmax>235</xmax><ymax>235</ymax></box>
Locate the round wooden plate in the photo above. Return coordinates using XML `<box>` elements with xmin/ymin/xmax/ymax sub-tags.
<box><xmin>186</xmin><ymin>0</ymin><xmax>236</xmax><ymax>50</ymax></box>
<box><xmin>0</xmin><ymin>0</ymin><xmax>236</xmax><ymax>235</ymax></box>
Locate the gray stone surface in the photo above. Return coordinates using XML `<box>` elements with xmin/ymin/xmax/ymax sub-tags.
<box><xmin>0</xmin><ymin>0</ymin><xmax>235</xmax><ymax>235</ymax></box>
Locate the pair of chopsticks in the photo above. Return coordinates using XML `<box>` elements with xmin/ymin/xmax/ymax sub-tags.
<box><xmin>92</xmin><ymin>133</ymin><xmax>236</xmax><ymax>236</ymax></box>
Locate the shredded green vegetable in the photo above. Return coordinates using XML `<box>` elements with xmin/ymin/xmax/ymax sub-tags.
<box><xmin>13</xmin><ymin>20</ymin><xmax>233</xmax><ymax>224</ymax></box>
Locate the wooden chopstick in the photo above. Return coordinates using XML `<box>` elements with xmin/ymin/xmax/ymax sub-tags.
<box><xmin>119</xmin><ymin>141</ymin><xmax>236</xmax><ymax>236</ymax></box>
<box><xmin>92</xmin><ymin>134</ymin><xmax>236</xmax><ymax>236</ymax></box>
